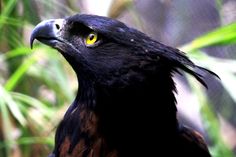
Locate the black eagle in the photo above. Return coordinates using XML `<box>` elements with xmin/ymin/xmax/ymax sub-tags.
<box><xmin>30</xmin><ymin>14</ymin><xmax>218</xmax><ymax>157</ymax></box>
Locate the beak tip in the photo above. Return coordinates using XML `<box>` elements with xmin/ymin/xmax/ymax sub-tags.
<box><xmin>30</xmin><ymin>38</ymin><xmax>34</xmax><ymax>49</ymax></box>
<box><xmin>30</xmin><ymin>26</ymin><xmax>37</xmax><ymax>49</ymax></box>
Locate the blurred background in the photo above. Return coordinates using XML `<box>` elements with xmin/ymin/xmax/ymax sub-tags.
<box><xmin>0</xmin><ymin>0</ymin><xmax>235</xmax><ymax>156</ymax></box>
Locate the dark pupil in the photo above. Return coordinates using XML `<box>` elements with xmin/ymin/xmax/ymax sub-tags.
<box><xmin>89</xmin><ymin>34</ymin><xmax>95</xmax><ymax>41</ymax></box>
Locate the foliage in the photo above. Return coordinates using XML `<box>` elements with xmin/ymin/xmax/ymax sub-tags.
<box><xmin>0</xmin><ymin>0</ymin><xmax>235</xmax><ymax>156</ymax></box>
<box><xmin>180</xmin><ymin>18</ymin><xmax>236</xmax><ymax>157</ymax></box>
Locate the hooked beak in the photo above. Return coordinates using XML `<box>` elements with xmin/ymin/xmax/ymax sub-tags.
<box><xmin>30</xmin><ymin>19</ymin><xmax>65</xmax><ymax>49</ymax></box>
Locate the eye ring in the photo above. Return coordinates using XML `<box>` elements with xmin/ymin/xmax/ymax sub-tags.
<box><xmin>85</xmin><ymin>31</ymin><xmax>99</xmax><ymax>46</ymax></box>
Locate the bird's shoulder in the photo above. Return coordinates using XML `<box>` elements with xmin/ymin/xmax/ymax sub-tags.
<box><xmin>176</xmin><ymin>125</ymin><xmax>211</xmax><ymax>157</ymax></box>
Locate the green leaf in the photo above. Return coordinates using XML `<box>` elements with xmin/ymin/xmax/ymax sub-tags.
<box><xmin>0</xmin><ymin>16</ymin><xmax>24</xmax><ymax>27</ymax></box>
<box><xmin>0</xmin><ymin>0</ymin><xmax>18</xmax><ymax>30</ymax></box>
<box><xmin>4</xmin><ymin>55</ymin><xmax>37</xmax><ymax>91</ymax></box>
<box><xmin>181</xmin><ymin>22</ymin><xmax>236</xmax><ymax>52</ymax></box>
<box><xmin>11</xmin><ymin>92</ymin><xmax>54</xmax><ymax>117</ymax></box>
<box><xmin>0</xmin><ymin>87</ymin><xmax>12</xmax><ymax>156</ymax></box>
<box><xmin>0</xmin><ymin>86</ymin><xmax>26</xmax><ymax>126</ymax></box>
<box><xmin>1</xmin><ymin>47</ymin><xmax>31</xmax><ymax>60</ymax></box>
<box><xmin>0</xmin><ymin>136</ymin><xmax>54</xmax><ymax>149</ymax></box>
<box><xmin>188</xmin><ymin>77</ymin><xmax>234</xmax><ymax>157</ymax></box>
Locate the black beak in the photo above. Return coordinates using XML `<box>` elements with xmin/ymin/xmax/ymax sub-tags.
<box><xmin>30</xmin><ymin>19</ymin><xmax>65</xmax><ymax>49</ymax></box>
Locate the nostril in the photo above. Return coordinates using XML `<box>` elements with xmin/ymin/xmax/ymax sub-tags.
<box><xmin>55</xmin><ymin>23</ymin><xmax>60</xmax><ymax>30</ymax></box>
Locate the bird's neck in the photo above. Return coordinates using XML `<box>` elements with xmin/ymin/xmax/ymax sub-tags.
<box><xmin>55</xmin><ymin>73</ymin><xmax>179</xmax><ymax>157</ymax></box>
<box><xmin>74</xmin><ymin>75</ymin><xmax>179</xmax><ymax>154</ymax></box>
<box><xmin>76</xmin><ymin>74</ymin><xmax>178</xmax><ymax>131</ymax></box>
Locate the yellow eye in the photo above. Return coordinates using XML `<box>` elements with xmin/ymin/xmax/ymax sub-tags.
<box><xmin>85</xmin><ymin>32</ymin><xmax>98</xmax><ymax>46</ymax></box>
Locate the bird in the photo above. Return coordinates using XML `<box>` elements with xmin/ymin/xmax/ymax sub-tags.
<box><xmin>30</xmin><ymin>14</ymin><xmax>218</xmax><ymax>157</ymax></box>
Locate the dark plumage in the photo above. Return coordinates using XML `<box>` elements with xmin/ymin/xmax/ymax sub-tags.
<box><xmin>30</xmin><ymin>14</ymin><xmax>218</xmax><ymax>157</ymax></box>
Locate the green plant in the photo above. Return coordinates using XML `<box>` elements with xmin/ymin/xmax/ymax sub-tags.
<box><xmin>180</xmin><ymin>21</ymin><xmax>236</xmax><ymax>157</ymax></box>
<box><xmin>0</xmin><ymin>0</ymin><xmax>235</xmax><ymax>156</ymax></box>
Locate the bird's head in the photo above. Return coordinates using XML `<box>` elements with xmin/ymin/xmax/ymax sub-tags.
<box><xmin>30</xmin><ymin>14</ymin><xmax>217</xmax><ymax>88</ymax></box>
